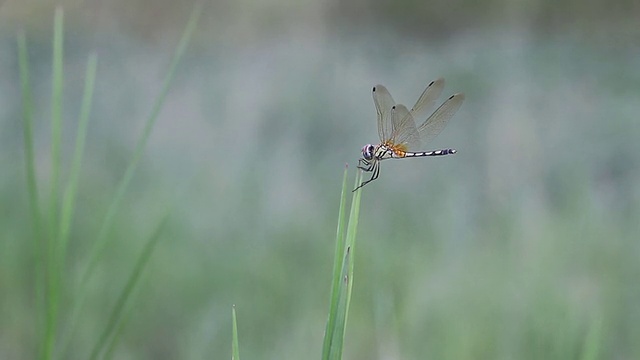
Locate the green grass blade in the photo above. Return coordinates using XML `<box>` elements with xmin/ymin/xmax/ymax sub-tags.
<box><xmin>322</xmin><ymin>165</ymin><xmax>349</xmax><ymax>357</ymax></box>
<box><xmin>52</xmin><ymin>54</ymin><xmax>98</xmax><ymax>359</ymax></box>
<box><xmin>78</xmin><ymin>0</ymin><xmax>203</xmax><ymax>289</ymax></box>
<box><xmin>232</xmin><ymin>305</ymin><xmax>240</xmax><ymax>360</ymax></box>
<box><xmin>322</xmin><ymin>169</ymin><xmax>363</xmax><ymax>360</ymax></box>
<box><xmin>17</xmin><ymin>32</ymin><xmax>41</xmax><ymax>256</ymax></box>
<box><xmin>100</xmin><ymin>299</ymin><xmax>135</xmax><ymax>360</ymax></box>
<box><xmin>343</xmin><ymin>170</ymin><xmax>363</xmax><ymax>324</ymax></box>
<box><xmin>88</xmin><ymin>214</ymin><xmax>170</xmax><ymax>360</ymax></box>
<box><xmin>48</xmin><ymin>6</ymin><xmax>64</xmax><ymax>233</ymax></box>
<box><xmin>44</xmin><ymin>7</ymin><xmax>64</xmax><ymax>360</ymax></box>
<box><xmin>326</xmin><ymin>246</ymin><xmax>352</xmax><ymax>360</ymax></box>
<box><xmin>17</xmin><ymin>30</ymin><xmax>46</xmax><ymax>359</ymax></box>
<box><xmin>581</xmin><ymin>315</ymin><xmax>603</xmax><ymax>360</ymax></box>
<box><xmin>61</xmin><ymin>2</ymin><xmax>203</xmax><ymax>354</ymax></box>
<box><xmin>57</xmin><ymin>53</ymin><xmax>97</xmax><ymax>266</ymax></box>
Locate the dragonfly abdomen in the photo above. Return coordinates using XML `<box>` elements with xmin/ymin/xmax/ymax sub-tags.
<box><xmin>403</xmin><ymin>148</ymin><xmax>457</xmax><ymax>158</ymax></box>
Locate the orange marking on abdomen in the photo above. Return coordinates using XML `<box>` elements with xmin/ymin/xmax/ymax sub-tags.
<box><xmin>386</xmin><ymin>142</ymin><xmax>407</xmax><ymax>158</ymax></box>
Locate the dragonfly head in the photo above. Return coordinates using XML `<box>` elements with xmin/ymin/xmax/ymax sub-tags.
<box><xmin>361</xmin><ymin>144</ymin><xmax>376</xmax><ymax>160</ymax></box>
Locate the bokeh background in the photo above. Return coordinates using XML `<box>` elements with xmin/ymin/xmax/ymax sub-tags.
<box><xmin>1</xmin><ymin>0</ymin><xmax>640</xmax><ymax>358</ymax></box>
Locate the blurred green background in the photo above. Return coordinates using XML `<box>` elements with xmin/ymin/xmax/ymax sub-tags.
<box><xmin>1</xmin><ymin>0</ymin><xmax>640</xmax><ymax>358</ymax></box>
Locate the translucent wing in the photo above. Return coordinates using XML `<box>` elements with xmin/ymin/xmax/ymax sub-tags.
<box><xmin>372</xmin><ymin>85</ymin><xmax>396</xmax><ymax>142</ymax></box>
<box><xmin>417</xmin><ymin>93</ymin><xmax>465</xmax><ymax>144</ymax></box>
<box><xmin>389</xmin><ymin>104</ymin><xmax>421</xmax><ymax>150</ymax></box>
<box><xmin>409</xmin><ymin>78</ymin><xmax>445</xmax><ymax>122</ymax></box>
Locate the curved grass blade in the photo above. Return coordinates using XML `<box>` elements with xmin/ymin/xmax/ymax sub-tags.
<box><xmin>51</xmin><ymin>52</ymin><xmax>98</xmax><ymax>359</ymax></box>
<box><xmin>581</xmin><ymin>315</ymin><xmax>603</xmax><ymax>360</ymax></box>
<box><xmin>343</xmin><ymin>169</ymin><xmax>363</xmax><ymax>327</ymax></box>
<box><xmin>232</xmin><ymin>305</ymin><xmax>240</xmax><ymax>360</ymax></box>
<box><xmin>17</xmin><ymin>29</ymin><xmax>46</xmax><ymax>359</ymax></box>
<box><xmin>62</xmin><ymin>2</ymin><xmax>204</xmax><ymax>353</ymax></box>
<box><xmin>322</xmin><ymin>169</ymin><xmax>362</xmax><ymax>360</ymax></box>
<box><xmin>88</xmin><ymin>213</ymin><xmax>170</xmax><ymax>360</ymax></box>
<box><xmin>57</xmin><ymin>53</ymin><xmax>97</xmax><ymax>269</ymax></box>
<box><xmin>322</xmin><ymin>165</ymin><xmax>349</xmax><ymax>357</ymax></box>
<box><xmin>326</xmin><ymin>246</ymin><xmax>352</xmax><ymax>360</ymax></box>
<box><xmin>78</xmin><ymin>0</ymin><xmax>203</xmax><ymax>289</ymax></box>
<box><xmin>44</xmin><ymin>8</ymin><xmax>65</xmax><ymax>359</ymax></box>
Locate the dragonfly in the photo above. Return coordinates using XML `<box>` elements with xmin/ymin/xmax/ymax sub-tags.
<box><xmin>354</xmin><ymin>78</ymin><xmax>464</xmax><ymax>191</ymax></box>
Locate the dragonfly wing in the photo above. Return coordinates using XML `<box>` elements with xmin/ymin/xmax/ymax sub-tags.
<box><xmin>390</xmin><ymin>104</ymin><xmax>421</xmax><ymax>150</ymax></box>
<box><xmin>372</xmin><ymin>85</ymin><xmax>396</xmax><ymax>142</ymax></box>
<box><xmin>417</xmin><ymin>93</ymin><xmax>465</xmax><ymax>144</ymax></box>
<box><xmin>410</xmin><ymin>78</ymin><xmax>445</xmax><ymax>122</ymax></box>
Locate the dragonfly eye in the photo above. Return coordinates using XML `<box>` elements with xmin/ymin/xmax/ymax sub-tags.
<box><xmin>362</xmin><ymin>144</ymin><xmax>375</xmax><ymax>160</ymax></box>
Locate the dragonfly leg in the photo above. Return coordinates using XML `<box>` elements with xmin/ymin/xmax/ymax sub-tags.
<box><xmin>353</xmin><ymin>160</ymin><xmax>380</xmax><ymax>191</ymax></box>
<box><xmin>357</xmin><ymin>158</ymin><xmax>373</xmax><ymax>172</ymax></box>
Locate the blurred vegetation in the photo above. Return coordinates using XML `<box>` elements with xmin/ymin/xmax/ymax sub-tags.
<box><xmin>1</xmin><ymin>0</ymin><xmax>638</xmax><ymax>43</ymax></box>
<box><xmin>1</xmin><ymin>0</ymin><xmax>640</xmax><ymax>359</ymax></box>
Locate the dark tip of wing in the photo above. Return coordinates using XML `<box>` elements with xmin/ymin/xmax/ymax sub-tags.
<box><xmin>450</xmin><ymin>93</ymin><xmax>465</xmax><ymax>100</ymax></box>
<box><xmin>372</xmin><ymin>86</ymin><xmax>377</xmax><ymax>92</ymax></box>
<box><xmin>428</xmin><ymin>80</ymin><xmax>435</xmax><ymax>86</ymax></box>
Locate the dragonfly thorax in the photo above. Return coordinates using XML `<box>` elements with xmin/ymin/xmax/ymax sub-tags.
<box><xmin>361</xmin><ymin>144</ymin><xmax>376</xmax><ymax>160</ymax></box>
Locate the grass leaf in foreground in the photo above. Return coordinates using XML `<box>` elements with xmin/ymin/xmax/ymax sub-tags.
<box><xmin>322</xmin><ymin>166</ymin><xmax>349</xmax><ymax>357</ymax></box>
<box><xmin>60</xmin><ymin>2</ymin><xmax>203</xmax><ymax>354</ymax></box>
<box><xmin>78</xmin><ymin>0</ymin><xmax>203</xmax><ymax>289</ymax></box>
<box><xmin>88</xmin><ymin>214</ymin><xmax>170</xmax><ymax>360</ymax></box>
<box><xmin>581</xmin><ymin>315</ymin><xmax>603</xmax><ymax>360</ymax></box>
<box><xmin>17</xmin><ymin>29</ymin><xmax>46</xmax><ymax>359</ymax></box>
<box><xmin>44</xmin><ymin>8</ymin><xmax>65</xmax><ymax>359</ymax></box>
<box><xmin>232</xmin><ymin>305</ymin><xmax>240</xmax><ymax>360</ymax></box>
<box><xmin>322</xmin><ymin>168</ymin><xmax>362</xmax><ymax>360</ymax></box>
<box><xmin>57</xmin><ymin>53</ymin><xmax>97</xmax><ymax>269</ymax></box>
